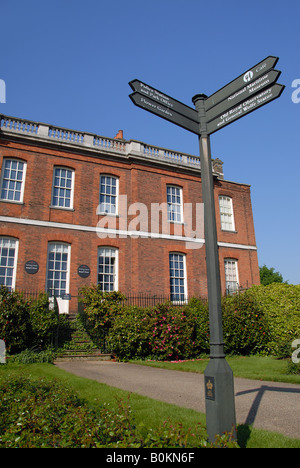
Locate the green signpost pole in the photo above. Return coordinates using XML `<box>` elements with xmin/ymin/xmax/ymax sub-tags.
<box><xmin>129</xmin><ymin>58</ymin><xmax>285</xmax><ymax>443</ymax></box>
<box><xmin>192</xmin><ymin>94</ymin><xmax>236</xmax><ymax>442</ymax></box>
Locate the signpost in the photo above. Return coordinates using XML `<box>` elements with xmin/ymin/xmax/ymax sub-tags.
<box><xmin>129</xmin><ymin>56</ymin><xmax>285</xmax><ymax>442</ymax></box>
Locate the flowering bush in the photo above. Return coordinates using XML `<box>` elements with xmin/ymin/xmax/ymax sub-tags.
<box><xmin>147</xmin><ymin>303</ymin><xmax>196</xmax><ymax>361</ymax></box>
<box><xmin>108</xmin><ymin>300</ymin><xmax>209</xmax><ymax>361</ymax></box>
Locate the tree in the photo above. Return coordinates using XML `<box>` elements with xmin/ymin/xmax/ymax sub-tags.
<box><xmin>259</xmin><ymin>264</ymin><xmax>286</xmax><ymax>286</ymax></box>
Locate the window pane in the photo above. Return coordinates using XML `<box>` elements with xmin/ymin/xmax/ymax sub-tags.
<box><xmin>169</xmin><ymin>253</ymin><xmax>186</xmax><ymax>302</ymax></box>
<box><xmin>52</xmin><ymin>167</ymin><xmax>73</xmax><ymax>208</ymax></box>
<box><xmin>0</xmin><ymin>159</ymin><xmax>25</xmax><ymax>202</ymax></box>
<box><xmin>99</xmin><ymin>176</ymin><xmax>117</xmax><ymax>214</ymax></box>
<box><xmin>98</xmin><ymin>248</ymin><xmax>117</xmax><ymax>292</ymax></box>
<box><xmin>167</xmin><ymin>186</ymin><xmax>182</xmax><ymax>223</ymax></box>
<box><xmin>224</xmin><ymin>259</ymin><xmax>239</xmax><ymax>293</ymax></box>
<box><xmin>47</xmin><ymin>243</ymin><xmax>69</xmax><ymax>297</ymax></box>
<box><xmin>0</xmin><ymin>238</ymin><xmax>16</xmax><ymax>291</ymax></box>
<box><xmin>219</xmin><ymin>196</ymin><xmax>235</xmax><ymax>231</ymax></box>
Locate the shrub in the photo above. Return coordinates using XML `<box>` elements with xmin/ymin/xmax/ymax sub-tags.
<box><xmin>237</xmin><ymin>284</ymin><xmax>300</xmax><ymax>356</ymax></box>
<box><xmin>0</xmin><ymin>375</ymin><xmax>236</xmax><ymax>448</ymax></box>
<box><xmin>78</xmin><ymin>286</ymin><xmax>125</xmax><ymax>346</ymax></box>
<box><xmin>187</xmin><ymin>297</ymin><xmax>210</xmax><ymax>355</ymax></box>
<box><xmin>29</xmin><ymin>293</ymin><xmax>59</xmax><ymax>349</ymax></box>
<box><xmin>107</xmin><ymin>306</ymin><xmax>152</xmax><ymax>360</ymax></box>
<box><xmin>0</xmin><ymin>287</ymin><xmax>30</xmax><ymax>354</ymax></box>
<box><xmin>8</xmin><ymin>349</ymin><xmax>55</xmax><ymax>364</ymax></box>
<box><xmin>222</xmin><ymin>292</ymin><xmax>270</xmax><ymax>355</ymax></box>
<box><xmin>0</xmin><ymin>287</ymin><xmax>59</xmax><ymax>354</ymax></box>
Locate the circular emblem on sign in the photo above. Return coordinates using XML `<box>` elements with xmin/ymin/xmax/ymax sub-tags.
<box><xmin>243</xmin><ymin>71</ymin><xmax>254</xmax><ymax>83</ymax></box>
<box><xmin>24</xmin><ymin>260</ymin><xmax>39</xmax><ymax>275</ymax></box>
<box><xmin>78</xmin><ymin>264</ymin><xmax>91</xmax><ymax>278</ymax></box>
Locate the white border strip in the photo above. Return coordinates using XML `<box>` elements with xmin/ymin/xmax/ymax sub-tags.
<box><xmin>0</xmin><ymin>216</ymin><xmax>257</xmax><ymax>250</ymax></box>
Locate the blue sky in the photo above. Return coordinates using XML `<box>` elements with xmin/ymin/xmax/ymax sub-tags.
<box><xmin>1</xmin><ymin>0</ymin><xmax>299</xmax><ymax>284</ymax></box>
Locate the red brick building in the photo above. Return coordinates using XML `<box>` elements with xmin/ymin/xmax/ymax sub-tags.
<box><xmin>0</xmin><ymin>115</ymin><xmax>260</xmax><ymax>313</ymax></box>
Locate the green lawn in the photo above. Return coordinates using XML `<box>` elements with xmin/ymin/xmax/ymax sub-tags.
<box><xmin>130</xmin><ymin>356</ymin><xmax>300</xmax><ymax>385</ymax></box>
<box><xmin>1</xmin><ymin>361</ymin><xmax>300</xmax><ymax>448</ymax></box>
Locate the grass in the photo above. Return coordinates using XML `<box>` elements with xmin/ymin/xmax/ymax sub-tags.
<box><xmin>1</xmin><ymin>361</ymin><xmax>300</xmax><ymax>448</ymax></box>
<box><xmin>130</xmin><ymin>355</ymin><xmax>300</xmax><ymax>385</ymax></box>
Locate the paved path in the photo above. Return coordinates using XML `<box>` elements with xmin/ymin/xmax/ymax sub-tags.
<box><xmin>55</xmin><ymin>360</ymin><xmax>300</xmax><ymax>440</ymax></box>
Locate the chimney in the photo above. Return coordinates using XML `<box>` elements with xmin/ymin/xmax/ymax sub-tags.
<box><xmin>114</xmin><ymin>130</ymin><xmax>123</xmax><ymax>140</ymax></box>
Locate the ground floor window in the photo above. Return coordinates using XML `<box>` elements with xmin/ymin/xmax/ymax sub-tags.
<box><xmin>0</xmin><ymin>237</ymin><xmax>18</xmax><ymax>290</ymax></box>
<box><xmin>169</xmin><ymin>252</ymin><xmax>187</xmax><ymax>302</ymax></box>
<box><xmin>98</xmin><ymin>247</ymin><xmax>118</xmax><ymax>292</ymax></box>
<box><xmin>46</xmin><ymin>243</ymin><xmax>70</xmax><ymax>297</ymax></box>
<box><xmin>224</xmin><ymin>258</ymin><xmax>239</xmax><ymax>293</ymax></box>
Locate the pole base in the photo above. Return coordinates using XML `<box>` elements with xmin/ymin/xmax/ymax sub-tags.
<box><xmin>204</xmin><ymin>357</ymin><xmax>236</xmax><ymax>443</ymax></box>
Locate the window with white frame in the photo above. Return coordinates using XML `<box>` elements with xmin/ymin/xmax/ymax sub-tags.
<box><xmin>219</xmin><ymin>196</ymin><xmax>235</xmax><ymax>231</ymax></box>
<box><xmin>224</xmin><ymin>258</ymin><xmax>239</xmax><ymax>293</ymax></box>
<box><xmin>0</xmin><ymin>159</ymin><xmax>26</xmax><ymax>202</ymax></box>
<box><xmin>98</xmin><ymin>175</ymin><xmax>118</xmax><ymax>215</ymax></box>
<box><xmin>169</xmin><ymin>252</ymin><xmax>187</xmax><ymax>302</ymax></box>
<box><xmin>51</xmin><ymin>167</ymin><xmax>74</xmax><ymax>209</ymax></box>
<box><xmin>167</xmin><ymin>185</ymin><xmax>183</xmax><ymax>223</ymax></box>
<box><xmin>46</xmin><ymin>243</ymin><xmax>70</xmax><ymax>297</ymax></box>
<box><xmin>98</xmin><ymin>247</ymin><xmax>118</xmax><ymax>292</ymax></box>
<box><xmin>0</xmin><ymin>237</ymin><xmax>18</xmax><ymax>291</ymax></box>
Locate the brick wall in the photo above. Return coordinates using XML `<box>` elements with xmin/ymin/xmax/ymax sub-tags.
<box><xmin>0</xmin><ymin>135</ymin><xmax>260</xmax><ymax>313</ymax></box>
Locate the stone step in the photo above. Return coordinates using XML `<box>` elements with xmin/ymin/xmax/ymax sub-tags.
<box><xmin>54</xmin><ymin>353</ymin><xmax>112</xmax><ymax>362</ymax></box>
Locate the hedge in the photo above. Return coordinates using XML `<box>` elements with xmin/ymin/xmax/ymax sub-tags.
<box><xmin>79</xmin><ymin>284</ymin><xmax>300</xmax><ymax>360</ymax></box>
<box><xmin>2</xmin><ymin>283</ymin><xmax>299</xmax><ymax>359</ymax></box>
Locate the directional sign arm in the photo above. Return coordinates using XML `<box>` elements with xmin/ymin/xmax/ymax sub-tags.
<box><xmin>129</xmin><ymin>92</ymin><xmax>200</xmax><ymax>135</ymax></box>
<box><xmin>129</xmin><ymin>79</ymin><xmax>199</xmax><ymax>122</ymax></box>
<box><xmin>206</xmin><ymin>83</ymin><xmax>285</xmax><ymax>135</ymax></box>
<box><xmin>205</xmin><ymin>56</ymin><xmax>279</xmax><ymax>111</ymax></box>
<box><xmin>205</xmin><ymin>69</ymin><xmax>281</xmax><ymax>123</ymax></box>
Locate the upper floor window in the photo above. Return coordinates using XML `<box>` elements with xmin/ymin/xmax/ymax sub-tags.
<box><xmin>98</xmin><ymin>247</ymin><xmax>118</xmax><ymax>292</ymax></box>
<box><xmin>98</xmin><ymin>175</ymin><xmax>118</xmax><ymax>215</ymax></box>
<box><xmin>167</xmin><ymin>185</ymin><xmax>183</xmax><ymax>223</ymax></box>
<box><xmin>0</xmin><ymin>237</ymin><xmax>18</xmax><ymax>291</ymax></box>
<box><xmin>51</xmin><ymin>167</ymin><xmax>74</xmax><ymax>209</ymax></box>
<box><xmin>219</xmin><ymin>196</ymin><xmax>235</xmax><ymax>231</ymax></box>
<box><xmin>0</xmin><ymin>159</ymin><xmax>26</xmax><ymax>203</ymax></box>
<box><xmin>224</xmin><ymin>258</ymin><xmax>239</xmax><ymax>294</ymax></box>
<box><xmin>169</xmin><ymin>252</ymin><xmax>187</xmax><ymax>302</ymax></box>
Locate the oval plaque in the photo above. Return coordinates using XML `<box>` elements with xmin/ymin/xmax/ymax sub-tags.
<box><xmin>78</xmin><ymin>264</ymin><xmax>90</xmax><ymax>278</ymax></box>
<box><xmin>25</xmin><ymin>260</ymin><xmax>39</xmax><ymax>275</ymax></box>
